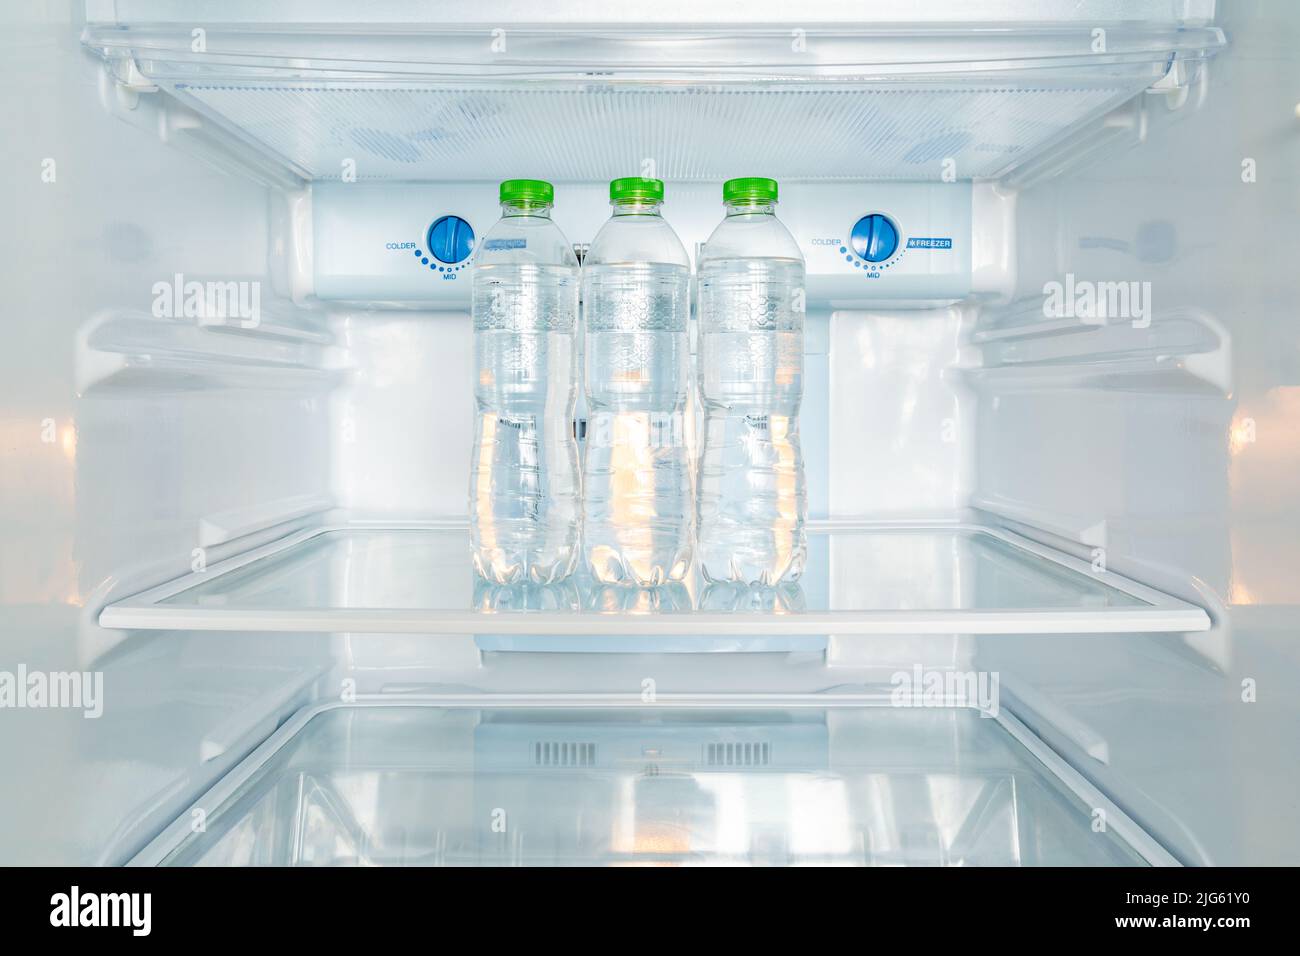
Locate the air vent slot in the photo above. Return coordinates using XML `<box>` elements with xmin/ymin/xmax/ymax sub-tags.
<box><xmin>533</xmin><ymin>741</ymin><xmax>596</xmax><ymax>767</ymax></box>
<box><xmin>706</xmin><ymin>742</ymin><xmax>771</xmax><ymax>767</ymax></box>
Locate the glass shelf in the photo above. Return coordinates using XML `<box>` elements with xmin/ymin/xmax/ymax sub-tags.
<box><xmin>81</xmin><ymin>17</ymin><xmax>1223</xmax><ymax>183</ymax></box>
<box><xmin>99</xmin><ymin>521</ymin><xmax>1210</xmax><ymax>636</ymax></box>
<box><xmin>133</xmin><ymin>701</ymin><xmax>1170</xmax><ymax>867</ymax></box>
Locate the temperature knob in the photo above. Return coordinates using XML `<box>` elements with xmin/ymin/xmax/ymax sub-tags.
<box><xmin>850</xmin><ymin>213</ymin><xmax>900</xmax><ymax>263</ymax></box>
<box><xmin>426</xmin><ymin>215</ymin><xmax>475</xmax><ymax>264</ymax></box>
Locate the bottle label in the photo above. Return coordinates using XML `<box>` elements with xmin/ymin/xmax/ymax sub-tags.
<box><xmin>483</xmin><ymin>238</ymin><xmax>527</xmax><ymax>251</ymax></box>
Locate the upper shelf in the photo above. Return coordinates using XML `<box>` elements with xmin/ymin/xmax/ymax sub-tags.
<box><xmin>98</xmin><ymin>520</ymin><xmax>1210</xmax><ymax>636</ymax></box>
<box><xmin>81</xmin><ymin>18</ymin><xmax>1224</xmax><ymax>183</ymax></box>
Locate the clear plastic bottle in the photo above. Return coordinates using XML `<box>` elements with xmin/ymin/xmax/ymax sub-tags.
<box><xmin>470</xmin><ymin>179</ymin><xmax>581</xmax><ymax>584</ymax></box>
<box><xmin>696</xmin><ymin>177</ymin><xmax>807</xmax><ymax>585</ymax></box>
<box><xmin>582</xmin><ymin>177</ymin><xmax>694</xmax><ymax>586</ymax></box>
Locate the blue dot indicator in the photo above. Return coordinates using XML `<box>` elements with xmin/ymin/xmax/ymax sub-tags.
<box><xmin>839</xmin><ymin>246</ymin><xmax>847</xmax><ymax>254</ymax></box>
<box><xmin>421</xmin><ymin>257</ymin><xmax>429</xmax><ymax>265</ymax></box>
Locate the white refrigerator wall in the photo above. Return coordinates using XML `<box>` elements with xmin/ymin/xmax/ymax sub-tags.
<box><xmin>0</xmin><ymin>5</ymin><xmax>334</xmax><ymax>864</ymax></box>
<box><xmin>972</xmin><ymin>1</ymin><xmax>1300</xmax><ymax>864</ymax></box>
<box><xmin>0</xmin><ymin>0</ymin><xmax>1296</xmax><ymax>866</ymax></box>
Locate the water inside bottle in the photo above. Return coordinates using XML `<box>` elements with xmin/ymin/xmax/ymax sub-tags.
<box><xmin>470</xmin><ymin>259</ymin><xmax>581</xmax><ymax>584</ymax></box>
<box><xmin>697</xmin><ymin>257</ymin><xmax>807</xmax><ymax>585</ymax></box>
<box><xmin>583</xmin><ymin>261</ymin><xmax>694</xmax><ymax>586</ymax></box>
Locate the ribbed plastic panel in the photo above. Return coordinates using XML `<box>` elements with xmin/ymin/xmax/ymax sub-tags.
<box><xmin>171</xmin><ymin>82</ymin><xmax>1135</xmax><ymax>182</ymax></box>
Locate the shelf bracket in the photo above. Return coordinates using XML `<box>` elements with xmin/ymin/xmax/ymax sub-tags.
<box><xmin>109</xmin><ymin>56</ymin><xmax>158</xmax><ymax>110</ymax></box>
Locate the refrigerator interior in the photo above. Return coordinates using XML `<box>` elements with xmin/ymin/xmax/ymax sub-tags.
<box><xmin>1</xmin><ymin>0</ymin><xmax>1298</xmax><ymax>866</ymax></box>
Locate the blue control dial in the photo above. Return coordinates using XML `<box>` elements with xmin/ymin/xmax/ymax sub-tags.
<box><xmin>850</xmin><ymin>213</ymin><xmax>900</xmax><ymax>263</ymax></box>
<box><xmin>426</xmin><ymin>215</ymin><xmax>475</xmax><ymax>264</ymax></box>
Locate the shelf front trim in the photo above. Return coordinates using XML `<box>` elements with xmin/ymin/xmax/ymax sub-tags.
<box><xmin>98</xmin><ymin>520</ymin><xmax>1212</xmax><ymax>636</ymax></box>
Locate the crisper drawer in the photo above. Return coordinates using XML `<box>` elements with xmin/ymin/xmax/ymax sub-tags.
<box><xmin>130</xmin><ymin>699</ymin><xmax>1173</xmax><ymax>867</ymax></box>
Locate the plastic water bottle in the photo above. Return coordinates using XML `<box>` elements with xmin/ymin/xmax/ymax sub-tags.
<box><xmin>582</xmin><ymin>177</ymin><xmax>694</xmax><ymax>586</ymax></box>
<box><xmin>696</xmin><ymin>177</ymin><xmax>807</xmax><ymax>585</ymax></box>
<box><xmin>470</xmin><ymin>179</ymin><xmax>581</xmax><ymax>584</ymax></box>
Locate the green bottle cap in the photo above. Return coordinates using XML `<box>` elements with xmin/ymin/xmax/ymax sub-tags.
<box><xmin>723</xmin><ymin>177</ymin><xmax>779</xmax><ymax>204</ymax></box>
<box><xmin>499</xmin><ymin>179</ymin><xmax>554</xmax><ymax>206</ymax></box>
<box><xmin>610</xmin><ymin>177</ymin><xmax>665</xmax><ymax>203</ymax></box>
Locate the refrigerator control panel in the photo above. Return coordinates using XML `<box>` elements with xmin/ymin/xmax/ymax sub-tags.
<box><xmin>310</xmin><ymin>181</ymin><xmax>975</xmax><ymax>307</ymax></box>
<box><xmin>798</xmin><ymin>182</ymin><xmax>973</xmax><ymax>306</ymax></box>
